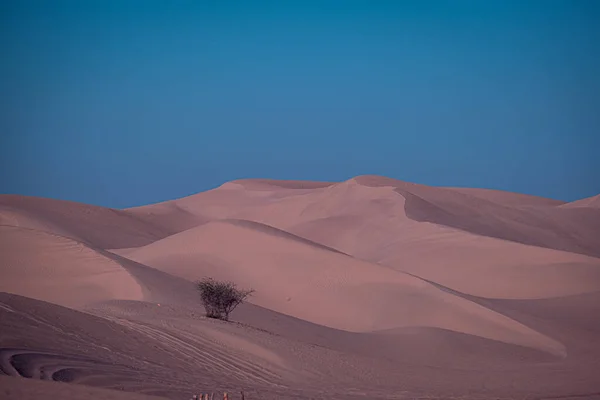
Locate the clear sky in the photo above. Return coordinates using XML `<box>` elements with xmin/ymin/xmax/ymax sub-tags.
<box><xmin>1</xmin><ymin>1</ymin><xmax>599</xmax><ymax>208</ymax></box>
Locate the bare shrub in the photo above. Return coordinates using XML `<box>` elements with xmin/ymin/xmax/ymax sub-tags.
<box><xmin>195</xmin><ymin>278</ymin><xmax>254</xmax><ymax>321</ymax></box>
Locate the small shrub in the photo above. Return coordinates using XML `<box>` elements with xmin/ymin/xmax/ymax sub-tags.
<box><xmin>195</xmin><ymin>278</ymin><xmax>254</xmax><ymax>321</ymax></box>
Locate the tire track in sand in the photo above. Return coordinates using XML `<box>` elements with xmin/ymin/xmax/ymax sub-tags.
<box><xmin>107</xmin><ymin>317</ymin><xmax>290</xmax><ymax>389</ymax></box>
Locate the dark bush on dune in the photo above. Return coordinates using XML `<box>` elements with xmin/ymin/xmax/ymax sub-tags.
<box><xmin>195</xmin><ymin>278</ymin><xmax>254</xmax><ymax>321</ymax></box>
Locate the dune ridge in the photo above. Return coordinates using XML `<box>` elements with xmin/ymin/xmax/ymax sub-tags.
<box><xmin>0</xmin><ymin>195</ymin><xmax>195</xmax><ymax>249</ymax></box>
<box><xmin>2</xmin><ymin>175</ymin><xmax>600</xmax><ymax>399</ymax></box>
<box><xmin>561</xmin><ymin>194</ymin><xmax>600</xmax><ymax>209</ymax></box>
<box><xmin>351</xmin><ymin>175</ymin><xmax>600</xmax><ymax>257</ymax></box>
<box><xmin>140</xmin><ymin>175</ymin><xmax>600</xmax><ymax>258</ymax></box>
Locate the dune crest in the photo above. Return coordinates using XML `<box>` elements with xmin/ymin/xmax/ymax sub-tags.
<box><xmin>150</xmin><ymin>175</ymin><xmax>600</xmax><ymax>258</ymax></box>
<box><xmin>0</xmin><ymin>195</ymin><xmax>179</xmax><ymax>249</ymax></box>
<box><xmin>561</xmin><ymin>194</ymin><xmax>600</xmax><ymax>208</ymax></box>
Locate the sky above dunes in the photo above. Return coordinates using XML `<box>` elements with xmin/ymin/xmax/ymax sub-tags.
<box><xmin>1</xmin><ymin>1</ymin><xmax>599</xmax><ymax>208</ymax></box>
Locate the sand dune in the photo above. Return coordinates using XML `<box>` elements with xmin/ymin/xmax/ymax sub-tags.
<box><xmin>291</xmin><ymin>210</ymin><xmax>600</xmax><ymax>299</ymax></box>
<box><xmin>201</xmin><ymin>178</ymin><xmax>600</xmax><ymax>299</ymax></box>
<box><xmin>131</xmin><ymin>180</ymin><xmax>332</xmax><ymax>221</ymax></box>
<box><xmin>352</xmin><ymin>175</ymin><xmax>600</xmax><ymax>257</ymax></box>
<box><xmin>228</xmin><ymin>179</ymin><xmax>335</xmax><ymax>191</ymax></box>
<box><xmin>2</xmin><ymin>289</ymin><xmax>599</xmax><ymax>399</ymax></box>
<box><xmin>112</xmin><ymin>176</ymin><xmax>600</xmax><ymax>301</ymax></box>
<box><xmin>561</xmin><ymin>194</ymin><xmax>600</xmax><ymax>208</ymax></box>
<box><xmin>123</xmin><ymin>202</ymin><xmax>207</xmax><ymax>233</ymax></box>
<box><xmin>0</xmin><ymin>195</ymin><xmax>192</xmax><ymax>249</ymax></box>
<box><xmin>141</xmin><ymin>176</ymin><xmax>600</xmax><ymax>257</ymax></box>
<box><xmin>116</xmin><ymin>219</ymin><xmax>565</xmax><ymax>356</ymax></box>
<box><xmin>443</xmin><ymin>187</ymin><xmax>566</xmax><ymax>207</ymax></box>
<box><xmin>0</xmin><ymin>223</ymin><xmax>215</xmax><ymax>310</ymax></box>
<box><xmin>0</xmin><ymin>226</ymin><xmax>143</xmax><ymax>308</ymax></box>
<box><xmin>0</xmin><ymin>292</ymin><xmax>276</xmax><ymax>398</ymax></box>
<box><xmin>3</xmin><ymin>175</ymin><xmax>600</xmax><ymax>399</ymax></box>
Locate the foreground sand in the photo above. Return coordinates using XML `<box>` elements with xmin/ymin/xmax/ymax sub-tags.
<box><xmin>1</xmin><ymin>176</ymin><xmax>600</xmax><ymax>399</ymax></box>
<box><xmin>0</xmin><ymin>375</ymin><xmax>167</xmax><ymax>400</ymax></box>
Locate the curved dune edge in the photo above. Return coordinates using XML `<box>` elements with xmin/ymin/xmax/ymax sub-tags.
<box><xmin>368</xmin><ymin>325</ymin><xmax>563</xmax><ymax>364</ymax></box>
<box><xmin>0</xmin><ymin>226</ymin><xmax>144</xmax><ymax>309</ymax></box>
<box><xmin>346</xmin><ymin>175</ymin><xmax>600</xmax><ymax>258</ymax></box>
<box><xmin>0</xmin><ymin>206</ymin><xmax>75</xmax><ymax>238</ymax></box>
<box><xmin>441</xmin><ymin>187</ymin><xmax>566</xmax><ymax>207</ymax></box>
<box><xmin>0</xmin><ymin>195</ymin><xmax>194</xmax><ymax>249</ymax></box>
<box><xmin>123</xmin><ymin>202</ymin><xmax>208</xmax><ymax>233</ymax></box>
<box><xmin>228</xmin><ymin>179</ymin><xmax>336</xmax><ymax>191</ymax></box>
<box><xmin>560</xmin><ymin>194</ymin><xmax>600</xmax><ymax>208</ymax></box>
<box><xmin>218</xmin><ymin>219</ymin><xmax>349</xmax><ymax>255</ymax></box>
<box><xmin>118</xmin><ymin>219</ymin><xmax>566</xmax><ymax>357</ymax></box>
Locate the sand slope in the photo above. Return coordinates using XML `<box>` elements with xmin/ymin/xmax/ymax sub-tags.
<box><xmin>561</xmin><ymin>194</ymin><xmax>600</xmax><ymax>208</ymax></box>
<box><xmin>0</xmin><ymin>376</ymin><xmax>168</xmax><ymax>400</ymax></box>
<box><xmin>352</xmin><ymin>176</ymin><xmax>600</xmax><ymax>257</ymax></box>
<box><xmin>3</xmin><ymin>289</ymin><xmax>600</xmax><ymax>399</ymax></box>
<box><xmin>289</xmin><ymin>208</ymin><xmax>600</xmax><ymax>299</ymax></box>
<box><xmin>443</xmin><ymin>187</ymin><xmax>566</xmax><ymax>207</ymax></box>
<box><xmin>0</xmin><ymin>226</ymin><xmax>143</xmax><ymax>308</ymax></box>
<box><xmin>203</xmin><ymin>178</ymin><xmax>600</xmax><ymax>299</ymax></box>
<box><xmin>0</xmin><ymin>195</ymin><xmax>194</xmax><ymax>249</ymax></box>
<box><xmin>116</xmin><ymin>219</ymin><xmax>565</xmax><ymax>356</ymax></box>
<box><xmin>0</xmin><ymin>224</ymin><xmax>222</xmax><ymax>310</ymax></box>
<box><xmin>0</xmin><ymin>292</ymin><xmax>291</xmax><ymax>399</ymax></box>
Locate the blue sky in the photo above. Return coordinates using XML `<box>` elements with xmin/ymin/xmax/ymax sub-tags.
<box><xmin>1</xmin><ymin>1</ymin><xmax>599</xmax><ymax>207</ymax></box>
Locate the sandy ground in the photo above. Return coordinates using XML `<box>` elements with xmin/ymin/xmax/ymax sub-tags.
<box><xmin>0</xmin><ymin>375</ymin><xmax>167</xmax><ymax>400</ymax></box>
<box><xmin>1</xmin><ymin>176</ymin><xmax>600</xmax><ymax>399</ymax></box>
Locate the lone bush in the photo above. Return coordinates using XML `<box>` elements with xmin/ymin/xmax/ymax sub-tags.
<box><xmin>195</xmin><ymin>278</ymin><xmax>254</xmax><ymax>321</ymax></box>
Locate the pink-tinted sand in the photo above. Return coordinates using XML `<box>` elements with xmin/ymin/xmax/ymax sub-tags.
<box><xmin>1</xmin><ymin>176</ymin><xmax>600</xmax><ymax>399</ymax></box>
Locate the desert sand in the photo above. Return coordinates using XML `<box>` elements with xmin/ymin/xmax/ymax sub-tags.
<box><xmin>1</xmin><ymin>175</ymin><xmax>600</xmax><ymax>399</ymax></box>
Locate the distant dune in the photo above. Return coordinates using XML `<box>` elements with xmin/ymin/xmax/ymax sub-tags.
<box><xmin>2</xmin><ymin>175</ymin><xmax>600</xmax><ymax>399</ymax></box>
<box><xmin>560</xmin><ymin>194</ymin><xmax>600</xmax><ymax>208</ymax></box>
<box><xmin>0</xmin><ymin>195</ymin><xmax>198</xmax><ymax>248</ymax></box>
<box><xmin>442</xmin><ymin>187</ymin><xmax>567</xmax><ymax>207</ymax></box>
<box><xmin>132</xmin><ymin>175</ymin><xmax>600</xmax><ymax>257</ymax></box>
